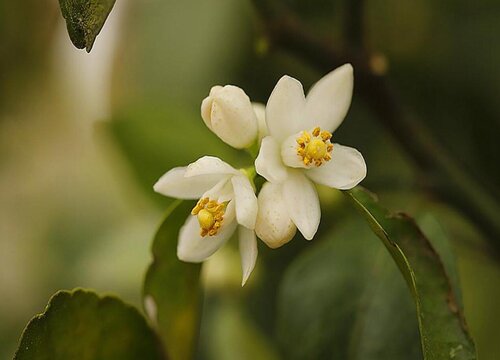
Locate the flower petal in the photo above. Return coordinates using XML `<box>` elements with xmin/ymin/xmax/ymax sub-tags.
<box><xmin>306</xmin><ymin>143</ymin><xmax>366</xmax><ymax>190</ymax></box>
<box><xmin>304</xmin><ymin>64</ymin><xmax>354</xmax><ymax>133</ymax></box>
<box><xmin>201</xmin><ymin>85</ymin><xmax>223</xmax><ymax>129</ymax></box>
<box><xmin>185</xmin><ymin>156</ymin><xmax>239</xmax><ymax>177</ymax></box>
<box><xmin>255</xmin><ymin>136</ymin><xmax>289</xmax><ymax>183</ymax></box>
<box><xmin>266</xmin><ymin>75</ymin><xmax>306</xmax><ymax>141</ymax></box>
<box><xmin>255</xmin><ymin>182</ymin><xmax>297</xmax><ymax>248</ymax></box>
<box><xmin>282</xmin><ymin>171</ymin><xmax>320</xmax><ymax>240</ymax></box>
<box><xmin>252</xmin><ymin>102</ymin><xmax>268</xmax><ymax>141</ymax></box>
<box><xmin>231</xmin><ymin>175</ymin><xmax>258</xmax><ymax>230</ymax></box>
<box><xmin>239</xmin><ymin>226</ymin><xmax>258</xmax><ymax>286</ymax></box>
<box><xmin>202</xmin><ymin>177</ymin><xmax>233</xmax><ymax>202</ymax></box>
<box><xmin>177</xmin><ymin>202</ymin><xmax>237</xmax><ymax>262</ymax></box>
<box><xmin>153</xmin><ymin>167</ymin><xmax>223</xmax><ymax>199</ymax></box>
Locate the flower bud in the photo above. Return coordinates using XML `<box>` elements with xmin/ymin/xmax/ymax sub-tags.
<box><xmin>201</xmin><ymin>85</ymin><xmax>259</xmax><ymax>149</ymax></box>
<box><xmin>255</xmin><ymin>182</ymin><xmax>296</xmax><ymax>248</ymax></box>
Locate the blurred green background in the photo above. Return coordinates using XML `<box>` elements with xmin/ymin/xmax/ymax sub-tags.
<box><xmin>1</xmin><ymin>0</ymin><xmax>499</xmax><ymax>359</ymax></box>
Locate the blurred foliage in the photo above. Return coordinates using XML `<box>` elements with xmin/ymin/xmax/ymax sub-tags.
<box><xmin>2</xmin><ymin>0</ymin><xmax>500</xmax><ymax>359</ymax></box>
<box><xmin>143</xmin><ymin>201</ymin><xmax>201</xmax><ymax>360</ymax></box>
<box><xmin>102</xmin><ymin>104</ymin><xmax>243</xmax><ymax>205</ymax></box>
<box><xmin>458</xmin><ymin>247</ymin><xmax>500</xmax><ymax>359</ymax></box>
<box><xmin>15</xmin><ymin>289</ymin><xmax>164</xmax><ymax>360</ymax></box>
<box><xmin>0</xmin><ymin>0</ymin><xmax>56</xmax><ymax>112</ymax></box>
<box><xmin>59</xmin><ymin>0</ymin><xmax>116</xmax><ymax>52</ymax></box>
<box><xmin>366</xmin><ymin>0</ymin><xmax>500</xmax><ymax>191</ymax></box>
<box><xmin>201</xmin><ymin>297</ymin><xmax>280</xmax><ymax>360</ymax></box>
<box><xmin>111</xmin><ymin>0</ymin><xmax>254</xmax><ymax>109</ymax></box>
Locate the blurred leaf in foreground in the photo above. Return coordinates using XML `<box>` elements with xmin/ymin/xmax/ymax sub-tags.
<box><xmin>14</xmin><ymin>288</ymin><xmax>165</xmax><ymax>360</ymax></box>
<box><xmin>58</xmin><ymin>0</ymin><xmax>116</xmax><ymax>52</ymax></box>
<box><xmin>143</xmin><ymin>200</ymin><xmax>202</xmax><ymax>360</ymax></box>
<box><xmin>345</xmin><ymin>187</ymin><xmax>476</xmax><ymax>359</ymax></box>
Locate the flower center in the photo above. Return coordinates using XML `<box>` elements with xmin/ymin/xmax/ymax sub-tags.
<box><xmin>191</xmin><ymin>198</ymin><xmax>226</xmax><ymax>237</ymax></box>
<box><xmin>305</xmin><ymin>139</ymin><xmax>327</xmax><ymax>160</ymax></box>
<box><xmin>296</xmin><ymin>127</ymin><xmax>333</xmax><ymax>167</ymax></box>
<box><xmin>197</xmin><ymin>209</ymin><xmax>215</xmax><ymax>230</ymax></box>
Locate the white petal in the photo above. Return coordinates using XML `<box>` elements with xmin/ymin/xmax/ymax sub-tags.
<box><xmin>255</xmin><ymin>182</ymin><xmax>297</xmax><ymax>248</ymax></box>
<box><xmin>306</xmin><ymin>143</ymin><xmax>366</xmax><ymax>190</ymax></box>
<box><xmin>280</xmin><ymin>133</ymin><xmax>308</xmax><ymax>169</ymax></box>
<box><xmin>153</xmin><ymin>167</ymin><xmax>223</xmax><ymax>199</ymax></box>
<box><xmin>231</xmin><ymin>175</ymin><xmax>258</xmax><ymax>230</ymax></box>
<box><xmin>177</xmin><ymin>203</ymin><xmax>237</xmax><ymax>262</ymax></box>
<box><xmin>202</xmin><ymin>177</ymin><xmax>233</xmax><ymax>203</ymax></box>
<box><xmin>266</xmin><ymin>75</ymin><xmax>306</xmax><ymax>142</ymax></box>
<box><xmin>239</xmin><ymin>226</ymin><xmax>258</xmax><ymax>286</ymax></box>
<box><xmin>304</xmin><ymin>64</ymin><xmax>354</xmax><ymax>133</ymax></box>
<box><xmin>282</xmin><ymin>171</ymin><xmax>320</xmax><ymax>240</ymax></box>
<box><xmin>255</xmin><ymin>136</ymin><xmax>288</xmax><ymax>183</ymax></box>
<box><xmin>185</xmin><ymin>156</ymin><xmax>239</xmax><ymax>177</ymax></box>
<box><xmin>252</xmin><ymin>102</ymin><xmax>268</xmax><ymax>141</ymax></box>
<box><xmin>200</xmin><ymin>85</ymin><xmax>223</xmax><ymax>129</ymax></box>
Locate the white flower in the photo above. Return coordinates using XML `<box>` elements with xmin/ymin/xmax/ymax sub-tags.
<box><xmin>255</xmin><ymin>64</ymin><xmax>367</xmax><ymax>245</ymax></box>
<box><xmin>154</xmin><ymin>156</ymin><xmax>258</xmax><ymax>286</ymax></box>
<box><xmin>201</xmin><ymin>85</ymin><xmax>259</xmax><ymax>149</ymax></box>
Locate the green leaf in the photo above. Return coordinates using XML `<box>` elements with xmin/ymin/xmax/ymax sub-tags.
<box><xmin>277</xmin><ymin>219</ymin><xmax>422</xmax><ymax>360</ymax></box>
<box><xmin>58</xmin><ymin>0</ymin><xmax>116</xmax><ymax>52</ymax></box>
<box><xmin>348</xmin><ymin>249</ymin><xmax>422</xmax><ymax>359</ymax></box>
<box><xmin>143</xmin><ymin>200</ymin><xmax>202</xmax><ymax>360</ymax></box>
<box><xmin>14</xmin><ymin>289</ymin><xmax>165</xmax><ymax>360</ymax></box>
<box><xmin>345</xmin><ymin>187</ymin><xmax>476</xmax><ymax>359</ymax></box>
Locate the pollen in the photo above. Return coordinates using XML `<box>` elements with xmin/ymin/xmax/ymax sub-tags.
<box><xmin>191</xmin><ymin>198</ymin><xmax>226</xmax><ymax>237</ymax></box>
<box><xmin>296</xmin><ymin>127</ymin><xmax>333</xmax><ymax>167</ymax></box>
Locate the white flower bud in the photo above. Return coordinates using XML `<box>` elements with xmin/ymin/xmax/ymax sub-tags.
<box><xmin>255</xmin><ymin>182</ymin><xmax>296</xmax><ymax>249</ymax></box>
<box><xmin>201</xmin><ymin>85</ymin><xmax>259</xmax><ymax>149</ymax></box>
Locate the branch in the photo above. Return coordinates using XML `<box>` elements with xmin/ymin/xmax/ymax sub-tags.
<box><xmin>252</xmin><ymin>0</ymin><xmax>500</xmax><ymax>253</ymax></box>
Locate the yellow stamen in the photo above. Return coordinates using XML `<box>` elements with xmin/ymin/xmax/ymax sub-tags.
<box><xmin>191</xmin><ymin>197</ymin><xmax>226</xmax><ymax>237</ymax></box>
<box><xmin>321</xmin><ymin>131</ymin><xmax>332</xmax><ymax>141</ymax></box>
<box><xmin>296</xmin><ymin>126</ymin><xmax>334</xmax><ymax>167</ymax></box>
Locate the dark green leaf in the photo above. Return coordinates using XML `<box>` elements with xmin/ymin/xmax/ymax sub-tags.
<box><xmin>58</xmin><ymin>0</ymin><xmax>116</xmax><ymax>52</ymax></box>
<box><xmin>14</xmin><ymin>288</ymin><xmax>165</xmax><ymax>360</ymax></box>
<box><xmin>143</xmin><ymin>200</ymin><xmax>202</xmax><ymax>360</ymax></box>
<box><xmin>345</xmin><ymin>187</ymin><xmax>476</xmax><ymax>359</ymax></box>
<box><xmin>277</xmin><ymin>219</ymin><xmax>421</xmax><ymax>360</ymax></box>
